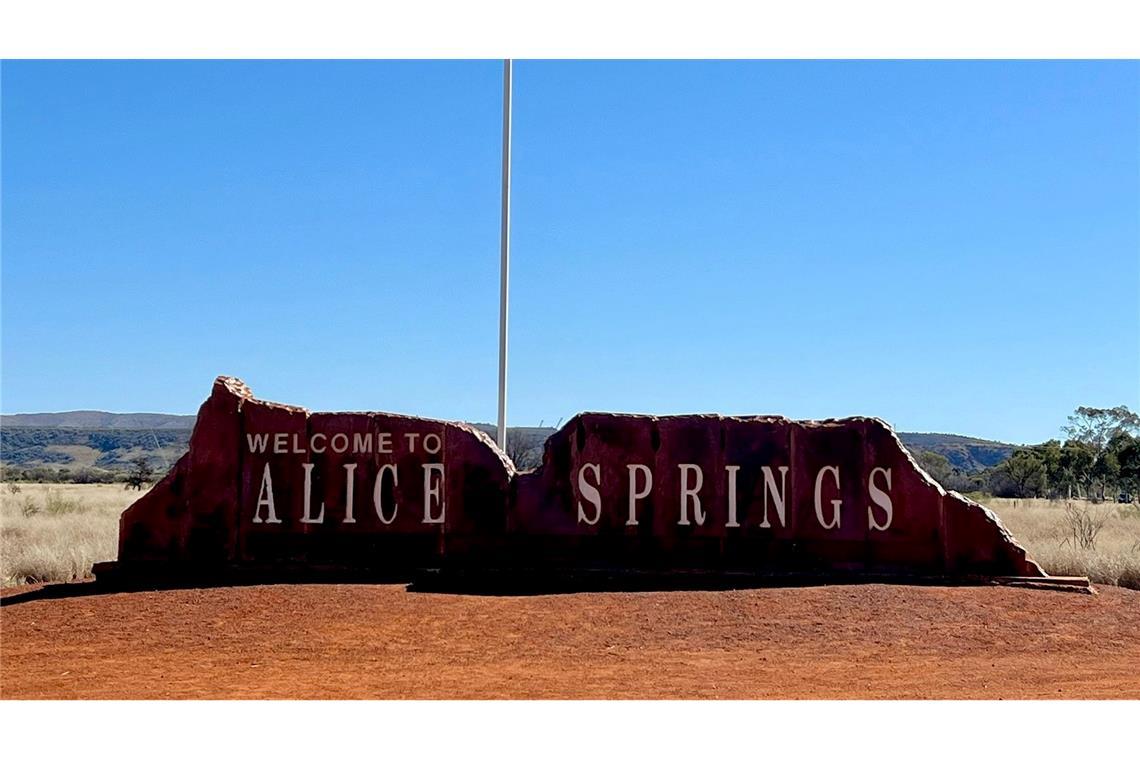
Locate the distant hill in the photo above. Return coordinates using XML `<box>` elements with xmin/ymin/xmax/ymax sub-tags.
<box><xmin>0</xmin><ymin>427</ymin><xmax>191</xmax><ymax>476</ymax></box>
<box><xmin>0</xmin><ymin>412</ymin><xmax>1017</xmax><ymax>477</ymax></box>
<box><xmin>895</xmin><ymin>432</ymin><xmax>1019</xmax><ymax>472</ymax></box>
<box><xmin>1</xmin><ymin>411</ymin><xmax>196</xmax><ymax>429</ymax></box>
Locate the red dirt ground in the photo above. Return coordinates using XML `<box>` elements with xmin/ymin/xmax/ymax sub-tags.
<box><xmin>2</xmin><ymin>583</ymin><xmax>1137</xmax><ymax>699</ymax></box>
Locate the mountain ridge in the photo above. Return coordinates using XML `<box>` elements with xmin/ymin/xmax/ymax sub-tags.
<box><xmin>0</xmin><ymin>411</ymin><xmax>1019</xmax><ymax>475</ymax></box>
<box><xmin>1</xmin><ymin>411</ymin><xmax>197</xmax><ymax>430</ymax></box>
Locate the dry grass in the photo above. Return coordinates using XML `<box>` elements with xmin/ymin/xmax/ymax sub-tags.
<box><xmin>0</xmin><ymin>483</ymin><xmax>145</xmax><ymax>587</ymax></box>
<box><xmin>2</xmin><ymin>484</ymin><xmax>1138</xmax><ymax>589</ymax></box>
<box><xmin>984</xmin><ymin>497</ymin><xmax>1140</xmax><ymax>590</ymax></box>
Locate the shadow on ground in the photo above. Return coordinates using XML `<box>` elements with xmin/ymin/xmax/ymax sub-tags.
<box><xmin>0</xmin><ymin>566</ymin><xmax>1093</xmax><ymax>606</ymax></box>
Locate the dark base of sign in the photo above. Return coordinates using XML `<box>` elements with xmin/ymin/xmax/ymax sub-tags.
<box><xmin>90</xmin><ymin>560</ymin><xmax>416</xmax><ymax>592</ymax></box>
<box><xmin>90</xmin><ymin>560</ymin><xmax>1092</xmax><ymax>596</ymax></box>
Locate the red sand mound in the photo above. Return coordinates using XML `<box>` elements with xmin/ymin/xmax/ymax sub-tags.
<box><xmin>2</xmin><ymin>583</ymin><xmax>1137</xmax><ymax>699</ymax></box>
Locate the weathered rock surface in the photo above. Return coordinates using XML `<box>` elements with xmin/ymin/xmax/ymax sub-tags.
<box><xmin>508</xmin><ymin>412</ymin><xmax>1043</xmax><ymax>577</ymax></box>
<box><xmin>114</xmin><ymin>377</ymin><xmax>1044</xmax><ymax>582</ymax></box>
<box><xmin>119</xmin><ymin>377</ymin><xmax>513</xmax><ymax>573</ymax></box>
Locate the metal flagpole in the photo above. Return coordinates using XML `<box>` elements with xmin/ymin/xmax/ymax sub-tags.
<box><xmin>496</xmin><ymin>59</ymin><xmax>512</xmax><ymax>451</ymax></box>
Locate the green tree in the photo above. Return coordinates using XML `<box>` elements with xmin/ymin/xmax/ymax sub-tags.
<box><xmin>1031</xmin><ymin>439</ymin><xmax>1065</xmax><ymax>498</ymax></box>
<box><xmin>1059</xmin><ymin>439</ymin><xmax>1096</xmax><ymax>499</ymax></box>
<box><xmin>916</xmin><ymin>450</ymin><xmax>952</xmax><ymax>485</ymax></box>
<box><xmin>1062</xmin><ymin>406</ymin><xmax>1140</xmax><ymax>449</ymax></box>
<box><xmin>1117</xmin><ymin>436</ymin><xmax>1140</xmax><ymax>501</ymax></box>
<box><xmin>124</xmin><ymin>455</ymin><xmax>154</xmax><ymax>491</ymax></box>
<box><xmin>1100</xmin><ymin>431</ymin><xmax>1137</xmax><ymax>499</ymax></box>
<box><xmin>990</xmin><ymin>449</ymin><xmax>1047</xmax><ymax>498</ymax></box>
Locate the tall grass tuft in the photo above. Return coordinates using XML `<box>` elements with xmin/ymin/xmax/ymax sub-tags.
<box><xmin>1</xmin><ymin>483</ymin><xmax>141</xmax><ymax>586</ymax></box>
<box><xmin>986</xmin><ymin>497</ymin><xmax>1140</xmax><ymax>590</ymax></box>
<box><xmin>43</xmin><ymin>488</ymin><xmax>89</xmax><ymax>515</ymax></box>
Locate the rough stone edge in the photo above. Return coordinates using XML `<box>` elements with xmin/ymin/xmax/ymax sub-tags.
<box><xmin>116</xmin><ymin>376</ymin><xmax>516</xmax><ymax>562</ymax></box>
<box><xmin>237</xmin><ymin>376</ymin><xmax>517</xmax><ymax>478</ymax></box>
<box><xmin>523</xmin><ymin>411</ymin><xmax>1047</xmax><ymax>578</ymax></box>
<box><xmin>112</xmin><ymin>381</ymin><xmax>1045</xmax><ymax>580</ymax></box>
<box><xmin>871</xmin><ymin>415</ymin><xmax>1046</xmax><ymax>578</ymax></box>
<box><xmin>205</xmin><ymin>375</ymin><xmax>515</xmax><ymax>475</ymax></box>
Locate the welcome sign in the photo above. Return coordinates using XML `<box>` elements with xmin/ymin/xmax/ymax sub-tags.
<box><xmin>104</xmin><ymin>377</ymin><xmax>1044</xmax><ymax>584</ymax></box>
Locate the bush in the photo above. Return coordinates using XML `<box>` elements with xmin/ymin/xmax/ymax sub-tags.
<box><xmin>20</xmin><ymin>495</ymin><xmax>39</xmax><ymax>517</ymax></box>
<box><xmin>71</xmin><ymin>467</ymin><xmax>117</xmax><ymax>484</ymax></box>
<box><xmin>987</xmin><ymin>497</ymin><xmax>1140</xmax><ymax>589</ymax></box>
<box><xmin>2</xmin><ymin>483</ymin><xmax>137</xmax><ymax>586</ymax></box>
<box><xmin>43</xmin><ymin>488</ymin><xmax>88</xmax><ymax>515</ymax></box>
<box><xmin>1062</xmin><ymin>501</ymin><xmax>1111</xmax><ymax>550</ymax></box>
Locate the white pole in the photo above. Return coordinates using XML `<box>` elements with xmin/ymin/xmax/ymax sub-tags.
<box><xmin>496</xmin><ymin>59</ymin><xmax>512</xmax><ymax>451</ymax></box>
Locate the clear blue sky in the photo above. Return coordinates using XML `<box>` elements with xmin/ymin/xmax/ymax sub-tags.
<box><xmin>2</xmin><ymin>60</ymin><xmax>1137</xmax><ymax>443</ymax></box>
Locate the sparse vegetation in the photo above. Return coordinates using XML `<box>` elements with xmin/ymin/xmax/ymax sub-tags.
<box><xmin>1062</xmin><ymin>501</ymin><xmax>1111</xmax><ymax>550</ymax></box>
<box><xmin>986</xmin><ymin>497</ymin><xmax>1140</xmax><ymax>589</ymax></box>
<box><xmin>1</xmin><ymin>483</ymin><xmax>142</xmax><ymax>586</ymax></box>
<box><xmin>19</xmin><ymin>495</ymin><xmax>39</xmax><ymax>518</ymax></box>
<box><xmin>124</xmin><ymin>455</ymin><xmax>155</xmax><ymax>491</ymax></box>
<box><xmin>915</xmin><ymin>450</ymin><xmax>983</xmax><ymax>492</ymax></box>
<box><xmin>505</xmin><ymin>432</ymin><xmax>544</xmax><ymax>471</ymax></box>
<box><xmin>982</xmin><ymin>406</ymin><xmax>1140</xmax><ymax>501</ymax></box>
<box><xmin>43</xmin><ymin>487</ymin><xmax>88</xmax><ymax>515</ymax></box>
<box><xmin>904</xmin><ymin>406</ymin><xmax>1140</xmax><ymax>506</ymax></box>
<box><xmin>0</xmin><ymin>425</ymin><xmax>184</xmax><ymax>481</ymax></box>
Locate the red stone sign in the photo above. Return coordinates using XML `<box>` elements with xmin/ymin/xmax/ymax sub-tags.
<box><xmin>105</xmin><ymin>377</ymin><xmax>1045</xmax><ymax>585</ymax></box>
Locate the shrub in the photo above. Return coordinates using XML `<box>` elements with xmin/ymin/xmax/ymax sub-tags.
<box><xmin>20</xmin><ymin>495</ymin><xmax>39</xmax><ymax>517</ymax></box>
<box><xmin>987</xmin><ymin>497</ymin><xmax>1140</xmax><ymax>589</ymax></box>
<box><xmin>43</xmin><ymin>488</ymin><xmax>89</xmax><ymax>515</ymax></box>
<box><xmin>1062</xmin><ymin>501</ymin><xmax>1111</xmax><ymax>550</ymax></box>
<box><xmin>2</xmin><ymin>483</ymin><xmax>136</xmax><ymax>586</ymax></box>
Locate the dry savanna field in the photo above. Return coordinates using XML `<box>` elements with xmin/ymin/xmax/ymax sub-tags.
<box><xmin>2</xmin><ymin>483</ymin><xmax>130</xmax><ymax>588</ymax></box>
<box><xmin>1</xmin><ymin>482</ymin><xmax>1139</xmax><ymax>588</ymax></box>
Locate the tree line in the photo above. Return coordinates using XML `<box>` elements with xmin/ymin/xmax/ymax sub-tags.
<box><xmin>1</xmin><ymin>455</ymin><xmax>156</xmax><ymax>489</ymax></box>
<box><xmin>917</xmin><ymin>406</ymin><xmax>1140</xmax><ymax>502</ymax></box>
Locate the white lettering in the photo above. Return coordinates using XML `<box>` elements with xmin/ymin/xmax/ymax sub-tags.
<box><xmin>759</xmin><ymin>465</ymin><xmax>789</xmax><ymax>528</ymax></box>
<box><xmin>577</xmin><ymin>463</ymin><xmax>602</xmax><ymax>525</ymax></box>
<box><xmin>405</xmin><ymin>433</ymin><xmax>420</xmax><ymax>453</ymax></box>
<box><xmin>352</xmin><ymin>433</ymin><xmax>372</xmax><ymax>455</ymax></box>
<box><xmin>868</xmin><ymin>467</ymin><xmax>893</xmax><ymax>531</ymax></box>
<box><xmin>273</xmin><ymin>432</ymin><xmax>288</xmax><ymax>454</ymax></box>
<box><xmin>422</xmin><ymin>463</ymin><xmax>445</xmax><ymax>523</ymax></box>
<box><xmin>424</xmin><ymin>433</ymin><xmax>442</xmax><ymax>455</ymax></box>
<box><xmin>301</xmin><ymin>463</ymin><xmax>325</xmax><ymax>523</ymax></box>
<box><xmin>814</xmin><ymin>465</ymin><xmax>842</xmax><ymax>530</ymax></box>
<box><xmin>378</xmin><ymin>433</ymin><xmax>393</xmax><ymax>454</ymax></box>
<box><xmin>246</xmin><ymin>433</ymin><xmax>269</xmax><ymax>454</ymax></box>
<box><xmin>252</xmin><ymin>463</ymin><xmax>281</xmax><ymax>523</ymax></box>
<box><xmin>374</xmin><ymin>464</ymin><xmax>398</xmax><ymax>524</ymax></box>
<box><xmin>725</xmin><ymin>465</ymin><xmax>741</xmax><ymax>527</ymax></box>
<box><xmin>626</xmin><ymin>464</ymin><xmax>652</xmax><ymax>526</ymax></box>
<box><xmin>311</xmin><ymin>433</ymin><xmax>327</xmax><ymax>454</ymax></box>
<box><xmin>678</xmin><ymin>464</ymin><xmax>705</xmax><ymax>526</ymax></box>
<box><xmin>331</xmin><ymin>433</ymin><xmax>349</xmax><ymax>454</ymax></box>
<box><xmin>341</xmin><ymin>463</ymin><xmax>358</xmax><ymax>523</ymax></box>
